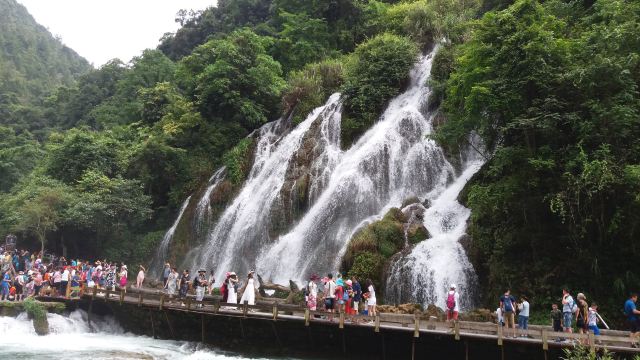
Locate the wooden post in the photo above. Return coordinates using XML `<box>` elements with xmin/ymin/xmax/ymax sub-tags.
<box><xmin>242</xmin><ymin>301</ymin><xmax>248</xmax><ymax>317</ymax></box>
<box><xmin>413</xmin><ymin>313</ymin><xmax>420</xmax><ymax>338</ymax></box>
<box><xmin>165</xmin><ymin>311</ymin><xmax>175</xmax><ymax>338</ymax></box>
<box><xmin>339</xmin><ymin>312</ymin><xmax>345</xmax><ymax>329</ymax></box>
<box><xmin>589</xmin><ymin>332</ymin><xmax>595</xmax><ymax>352</ymax></box>
<box><xmin>374</xmin><ymin>315</ymin><xmax>380</xmax><ymax>333</ymax></box>
<box><xmin>411</xmin><ymin>339</ymin><xmax>416</xmax><ymax>360</ymax></box>
<box><xmin>186</xmin><ymin>296</ymin><xmax>192</xmax><ymax>311</ymax></box>
<box><xmin>119</xmin><ymin>289</ymin><xmax>124</xmax><ymax>305</ymax></box>
<box><xmin>272</xmin><ymin>302</ymin><xmax>278</xmax><ymax>321</ymax></box>
<box><xmin>138</xmin><ymin>292</ymin><xmax>143</xmax><ymax>306</ymax></box>
<box><xmin>465</xmin><ymin>340</ymin><xmax>469</xmax><ymax>360</ymax></box>
<box><xmin>214</xmin><ymin>299</ymin><xmax>220</xmax><ymax>314</ymax></box>
<box><xmin>304</xmin><ymin>309</ymin><xmax>310</xmax><ymax>326</ymax></box>
<box><xmin>542</xmin><ymin>329</ymin><xmax>549</xmax><ymax>351</ymax></box>
<box><xmin>150</xmin><ymin>311</ymin><xmax>156</xmax><ymax>339</ymax></box>
<box><xmin>201</xmin><ymin>315</ymin><xmax>205</xmax><ymax>343</ymax></box>
<box><xmin>497</xmin><ymin>324</ymin><xmax>503</xmax><ymax>346</ymax></box>
<box><xmin>105</xmin><ymin>288</ymin><xmax>111</xmax><ymax>302</ymax></box>
<box><xmin>87</xmin><ymin>297</ymin><xmax>93</xmax><ymax>326</ymax></box>
<box><xmin>91</xmin><ymin>285</ymin><xmax>97</xmax><ymax>300</ymax></box>
<box><xmin>454</xmin><ymin>321</ymin><xmax>460</xmax><ymax>340</ymax></box>
<box><xmin>159</xmin><ymin>294</ymin><xmax>165</xmax><ymax>310</ymax></box>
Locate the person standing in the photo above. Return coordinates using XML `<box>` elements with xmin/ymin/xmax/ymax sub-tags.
<box><xmin>446</xmin><ymin>284</ymin><xmax>460</xmax><ymax>321</ymax></box>
<box><xmin>366</xmin><ymin>279</ymin><xmax>377</xmax><ymax>318</ymax></box>
<box><xmin>1</xmin><ymin>271</ymin><xmax>10</xmax><ymax>300</ymax></box>
<box><xmin>179</xmin><ymin>269</ymin><xmax>191</xmax><ymax>306</ymax></box>
<box><xmin>500</xmin><ymin>289</ymin><xmax>517</xmax><ymax>337</ymax></box>
<box><xmin>194</xmin><ymin>269</ymin><xmax>208</xmax><ymax>307</ymax></box>
<box><xmin>119</xmin><ymin>265</ymin><xmax>128</xmax><ymax>291</ymax></box>
<box><xmin>562</xmin><ymin>288</ymin><xmax>576</xmax><ymax>334</ymax></box>
<box><xmin>136</xmin><ymin>265</ymin><xmax>146</xmax><ymax>288</ymax></box>
<box><xmin>162</xmin><ymin>263</ymin><xmax>171</xmax><ymax>288</ymax></box>
<box><xmin>588</xmin><ymin>302</ymin><xmax>601</xmax><ymax>337</ymax></box>
<box><xmin>226</xmin><ymin>272</ymin><xmax>238</xmax><ymax>305</ymax></box>
<box><xmin>517</xmin><ymin>296</ymin><xmax>530</xmax><ymax>337</ymax></box>
<box><xmin>52</xmin><ymin>268</ymin><xmax>62</xmax><ymax>297</ymax></box>
<box><xmin>624</xmin><ymin>293</ymin><xmax>640</xmax><ymax>347</ymax></box>
<box><xmin>60</xmin><ymin>266</ymin><xmax>70</xmax><ymax>298</ymax></box>
<box><xmin>33</xmin><ymin>270</ymin><xmax>43</xmax><ymax>296</ymax></box>
<box><xmin>207</xmin><ymin>270</ymin><xmax>216</xmax><ymax>295</ymax></box>
<box><xmin>575</xmin><ymin>293</ymin><xmax>589</xmax><ymax>337</ymax></box>
<box><xmin>324</xmin><ymin>273</ymin><xmax>336</xmax><ymax>321</ymax></box>
<box><xmin>351</xmin><ymin>276</ymin><xmax>362</xmax><ymax>318</ymax></box>
<box><xmin>166</xmin><ymin>268</ymin><xmax>178</xmax><ymax>302</ymax></box>
<box><xmin>239</xmin><ymin>271</ymin><xmax>258</xmax><ymax>306</ymax></box>
<box><xmin>307</xmin><ymin>274</ymin><xmax>319</xmax><ymax>311</ymax></box>
<box><xmin>551</xmin><ymin>304</ymin><xmax>562</xmax><ymax>333</ymax></box>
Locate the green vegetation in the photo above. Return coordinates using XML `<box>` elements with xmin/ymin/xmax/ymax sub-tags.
<box><xmin>223</xmin><ymin>138</ymin><xmax>256</xmax><ymax>185</ymax></box>
<box><xmin>341</xmin><ymin>208</ymin><xmax>426</xmax><ymax>288</ymax></box>
<box><xmin>341</xmin><ymin>33</ymin><xmax>418</xmax><ymax>146</ymax></box>
<box><xmin>23</xmin><ymin>298</ymin><xmax>49</xmax><ymax>335</ymax></box>
<box><xmin>0</xmin><ymin>0</ymin><xmax>90</xmax><ymax>136</ymax></box>
<box><xmin>436</xmin><ymin>0</ymin><xmax>640</xmax><ymax>323</ymax></box>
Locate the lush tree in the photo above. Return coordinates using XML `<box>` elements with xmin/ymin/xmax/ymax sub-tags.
<box><xmin>177</xmin><ymin>29</ymin><xmax>286</xmax><ymax>129</ymax></box>
<box><xmin>341</xmin><ymin>33</ymin><xmax>418</xmax><ymax>146</ymax></box>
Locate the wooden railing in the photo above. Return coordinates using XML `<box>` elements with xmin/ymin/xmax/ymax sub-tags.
<box><xmin>39</xmin><ymin>286</ymin><xmax>640</xmax><ymax>356</ymax></box>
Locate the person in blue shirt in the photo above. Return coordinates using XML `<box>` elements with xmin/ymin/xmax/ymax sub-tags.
<box><xmin>624</xmin><ymin>293</ymin><xmax>640</xmax><ymax>348</ymax></box>
<box><xmin>0</xmin><ymin>271</ymin><xmax>10</xmax><ymax>300</ymax></box>
<box><xmin>500</xmin><ymin>289</ymin><xmax>517</xmax><ymax>338</ymax></box>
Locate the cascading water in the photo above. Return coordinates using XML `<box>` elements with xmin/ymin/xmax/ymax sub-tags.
<box><xmin>256</xmin><ymin>47</ymin><xmax>458</xmax><ymax>283</ymax></box>
<box><xmin>185</xmin><ymin>95</ymin><xmax>343</xmax><ymax>279</ymax></box>
<box><xmin>194</xmin><ymin>167</ymin><xmax>227</xmax><ymax>240</ymax></box>
<box><xmin>184</xmin><ymin>46</ymin><xmax>483</xmax><ymax>310</ymax></box>
<box><xmin>384</xmin><ymin>150</ymin><xmax>484</xmax><ymax>310</ymax></box>
<box><xmin>149</xmin><ymin>195</ymin><xmax>192</xmax><ymax>277</ymax></box>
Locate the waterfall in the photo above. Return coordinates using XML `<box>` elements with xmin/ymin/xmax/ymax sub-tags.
<box><xmin>149</xmin><ymin>195</ymin><xmax>192</xmax><ymax>277</ymax></box>
<box><xmin>185</xmin><ymin>95</ymin><xmax>343</xmax><ymax>279</ymax></box>
<box><xmin>183</xmin><ymin>46</ymin><xmax>483</xmax><ymax>310</ymax></box>
<box><xmin>256</xmin><ymin>47</ymin><xmax>456</xmax><ymax>284</ymax></box>
<box><xmin>194</xmin><ymin>167</ymin><xmax>227</xmax><ymax>240</ymax></box>
<box><xmin>384</xmin><ymin>151</ymin><xmax>484</xmax><ymax>310</ymax></box>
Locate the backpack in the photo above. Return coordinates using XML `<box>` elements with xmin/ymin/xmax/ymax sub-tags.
<box><xmin>343</xmin><ymin>290</ymin><xmax>349</xmax><ymax>302</ymax></box>
<box><xmin>446</xmin><ymin>292</ymin><xmax>456</xmax><ymax>311</ymax></box>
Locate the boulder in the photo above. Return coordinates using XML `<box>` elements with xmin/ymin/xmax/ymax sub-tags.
<box><xmin>460</xmin><ymin>308</ymin><xmax>494</xmax><ymax>322</ymax></box>
<box><xmin>424</xmin><ymin>304</ymin><xmax>446</xmax><ymax>320</ymax></box>
<box><xmin>407</xmin><ymin>223</ymin><xmax>429</xmax><ymax>244</ymax></box>
<box><xmin>398</xmin><ymin>303</ymin><xmax>423</xmax><ymax>314</ymax></box>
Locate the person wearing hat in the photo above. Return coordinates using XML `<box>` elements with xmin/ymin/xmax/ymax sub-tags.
<box><xmin>119</xmin><ymin>265</ymin><xmax>128</xmax><ymax>291</ymax></box>
<box><xmin>136</xmin><ymin>265</ymin><xmax>146</xmax><ymax>289</ymax></box>
<box><xmin>226</xmin><ymin>272</ymin><xmax>239</xmax><ymax>305</ymax></box>
<box><xmin>446</xmin><ymin>284</ymin><xmax>460</xmax><ymax>322</ymax></box>
<box><xmin>194</xmin><ymin>269</ymin><xmax>208</xmax><ymax>307</ymax></box>
<box><xmin>239</xmin><ymin>271</ymin><xmax>259</xmax><ymax>306</ymax></box>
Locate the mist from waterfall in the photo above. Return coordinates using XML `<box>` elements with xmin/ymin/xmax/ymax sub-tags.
<box><xmin>149</xmin><ymin>195</ymin><xmax>191</xmax><ymax>278</ymax></box>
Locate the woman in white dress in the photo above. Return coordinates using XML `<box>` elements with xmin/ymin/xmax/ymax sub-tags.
<box><xmin>166</xmin><ymin>268</ymin><xmax>178</xmax><ymax>302</ymax></box>
<box><xmin>239</xmin><ymin>271</ymin><xmax>259</xmax><ymax>305</ymax></box>
<box><xmin>307</xmin><ymin>274</ymin><xmax>319</xmax><ymax>310</ymax></box>
<box><xmin>226</xmin><ymin>272</ymin><xmax>238</xmax><ymax>304</ymax></box>
<box><xmin>366</xmin><ymin>279</ymin><xmax>377</xmax><ymax>317</ymax></box>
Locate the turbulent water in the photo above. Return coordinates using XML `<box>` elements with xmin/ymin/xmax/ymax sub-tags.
<box><xmin>175</xmin><ymin>46</ymin><xmax>483</xmax><ymax>310</ymax></box>
<box><xmin>0</xmin><ymin>311</ymin><xmax>293</xmax><ymax>359</ymax></box>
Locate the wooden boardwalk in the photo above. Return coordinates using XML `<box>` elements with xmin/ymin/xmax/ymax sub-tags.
<box><xmin>40</xmin><ymin>286</ymin><xmax>640</xmax><ymax>358</ymax></box>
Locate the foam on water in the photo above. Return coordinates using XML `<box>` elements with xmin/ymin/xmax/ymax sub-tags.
<box><xmin>0</xmin><ymin>310</ymin><xmax>292</xmax><ymax>359</ymax></box>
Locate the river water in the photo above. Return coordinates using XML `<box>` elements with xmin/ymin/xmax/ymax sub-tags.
<box><xmin>0</xmin><ymin>310</ymin><xmax>298</xmax><ymax>360</ymax></box>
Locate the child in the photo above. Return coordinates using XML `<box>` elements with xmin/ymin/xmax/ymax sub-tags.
<box><xmin>551</xmin><ymin>304</ymin><xmax>562</xmax><ymax>332</ymax></box>
<box><xmin>588</xmin><ymin>303</ymin><xmax>600</xmax><ymax>336</ymax></box>
<box><xmin>496</xmin><ymin>307</ymin><xmax>504</xmax><ymax>326</ymax></box>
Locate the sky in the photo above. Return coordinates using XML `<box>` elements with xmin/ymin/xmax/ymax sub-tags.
<box><xmin>17</xmin><ymin>0</ymin><xmax>216</xmax><ymax>67</ymax></box>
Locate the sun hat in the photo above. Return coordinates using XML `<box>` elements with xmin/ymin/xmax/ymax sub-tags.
<box><xmin>346</xmin><ymin>280</ymin><xmax>353</xmax><ymax>286</ymax></box>
<box><xmin>450</xmin><ymin>284</ymin><xmax>457</xmax><ymax>289</ymax></box>
<box><xmin>198</xmin><ymin>269</ymin><xmax>206</xmax><ymax>273</ymax></box>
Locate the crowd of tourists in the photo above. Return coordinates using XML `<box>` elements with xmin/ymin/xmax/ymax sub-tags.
<box><xmin>0</xmin><ymin>246</ymin><xmax>145</xmax><ymax>301</ymax></box>
<box><xmin>159</xmin><ymin>263</ymin><xmax>379</xmax><ymax>323</ymax></box>
<box><xmin>4</xmin><ymin>244</ymin><xmax>640</xmax><ymax>347</ymax></box>
<box><xmin>493</xmin><ymin>288</ymin><xmax>640</xmax><ymax>348</ymax></box>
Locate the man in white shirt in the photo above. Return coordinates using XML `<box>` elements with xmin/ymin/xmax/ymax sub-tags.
<box><xmin>60</xmin><ymin>267</ymin><xmax>70</xmax><ymax>298</ymax></box>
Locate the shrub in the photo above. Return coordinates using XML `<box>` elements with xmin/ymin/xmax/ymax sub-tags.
<box><xmin>282</xmin><ymin>59</ymin><xmax>344</xmax><ymax>124</ymax></box>
<box><xmin>341</xmin><ymin>33</ymin><xmax>418</xmax><ymax>147</ymax></box>
<box><xmin>222</xmin><ymin>138</ymin><xmax>256</xmax><ymax>185</ymax></box>
<box><xmin>348</xmin><ymin>252</ymin><xmax>386</xmax><ymax>288</ymax></box>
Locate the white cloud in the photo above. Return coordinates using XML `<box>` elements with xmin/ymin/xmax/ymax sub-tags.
<box><xmin>17</xmin><ymin>0</ymin><xmax>216</xmax><ymax>67</ymax></box>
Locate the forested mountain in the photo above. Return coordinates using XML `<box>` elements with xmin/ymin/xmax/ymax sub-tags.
<box><xmin>1</xmin><ymin>0</ymin><xmax>639</xmax><ymax>323</ymax></box>
<box><xmin>0</xmin><ymin>0</ymin><xmax>90</xmax><ymax>135</ymax></box>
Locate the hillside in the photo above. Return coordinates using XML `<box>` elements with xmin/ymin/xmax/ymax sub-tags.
<box><xmin>0</xmin><ymin>0</ymin><xmax>90</xmax><ymax>133</ymax></box>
